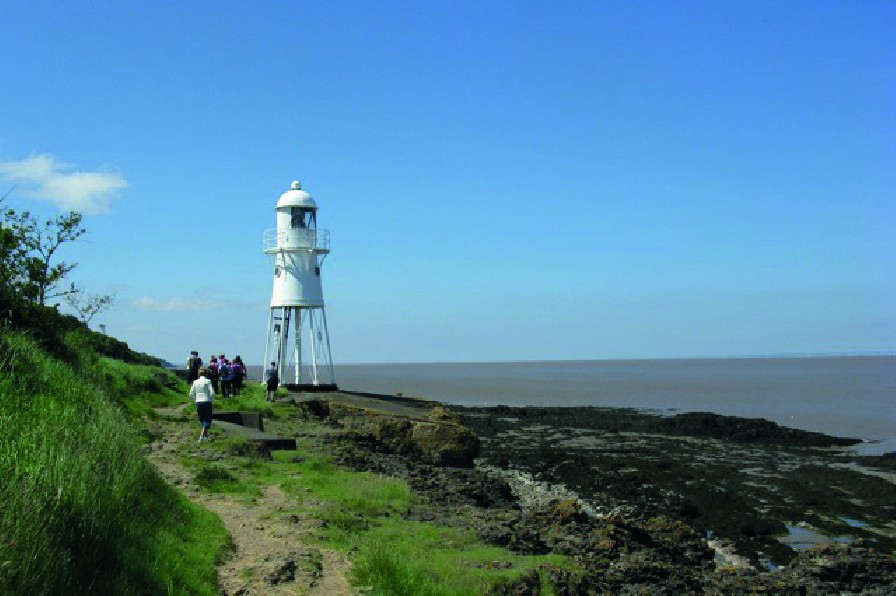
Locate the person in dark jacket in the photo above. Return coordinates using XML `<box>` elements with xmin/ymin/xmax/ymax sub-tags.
<box><xmin>207</xmin><ymin>356</ymin><xmax>220</xmax><ymax>393</ymax></box>
<box><xmin>232</xmin><ymin>355</ymin><xmax>246</xmax><ymax>396</ymax></box>
<box><xmin>264</xmin><ymin>361</ymin><xmax>279</xmax><ymax>402</ymax></box>
<box><xmin>219</xmin><ymin>359</ymin><xmax>233</xmax><ymax>399</ymax></box>
<box><xmin>186</xmin><ymin>351</ymin><xmax>202</xmax><ymax>383</ymax></box>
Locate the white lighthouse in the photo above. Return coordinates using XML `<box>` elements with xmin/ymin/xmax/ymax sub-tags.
<box><xmin>262</xmin><ymin>180</ymin><xmax>337</xmax><ymax>390</ymax></box>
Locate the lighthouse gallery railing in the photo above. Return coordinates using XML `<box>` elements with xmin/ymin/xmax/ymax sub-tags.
<box><xmin>263</xmin><ymin>229</ymin><xmax>330</xmax><ymax>253</ymax></box>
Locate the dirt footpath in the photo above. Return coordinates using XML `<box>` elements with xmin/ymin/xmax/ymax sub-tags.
<box><xmin>147</xmin><ymin>411</ymin><xmax>352</xmax><ymax>595</ymax></box>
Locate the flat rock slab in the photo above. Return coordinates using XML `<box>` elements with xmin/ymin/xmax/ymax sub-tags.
<box><xmin>292</xmin><ymin>390</ymin><xmax>440</xmax><ymax>419</ymax></box>
<box><xmin>212</xmin><ymin>411</ymin><xmax>265</xmax><ymax>431</ymax></box>
<box><xmin>213</xmin><ymin>420</ymin><xmax>297</xmax><ymax>451</ymax></box>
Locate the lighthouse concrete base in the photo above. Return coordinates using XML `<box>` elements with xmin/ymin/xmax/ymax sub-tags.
<box><xmin>284</xmin><ymin>383</ymin><xmax>339</xmax><ymax>393</ymax></box>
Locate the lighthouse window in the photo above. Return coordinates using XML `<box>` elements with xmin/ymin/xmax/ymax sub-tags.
<box><xmin>290</xmin><ymin>207</ymin><xmax>317</xmax><ymax>229</ymax></box>
<box><xmin>290</xmin><ymin>208</ymin><xmax>306</xmax><ymax>228</ymax></box>
<box><xmin>315</xmin><ymin>266</ymin><xmax>320</xmax><ymax>277</ymax></box>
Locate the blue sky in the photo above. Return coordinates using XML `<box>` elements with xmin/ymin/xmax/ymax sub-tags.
<box><xmin>1</xmin><ymin>1</ymin><xmax>893</xmax><ymax>364</ymax></box>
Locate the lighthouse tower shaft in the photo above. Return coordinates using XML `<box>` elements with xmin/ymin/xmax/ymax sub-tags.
<box><xmin>262</xmin><ymin>181</ymin><xmax>337</xmax><ymax>390</ymax></box>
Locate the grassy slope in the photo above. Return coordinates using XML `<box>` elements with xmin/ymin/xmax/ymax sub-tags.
<box><xmin>1</xmin><ymin>326</ymin><xmax>575</xmax><ymax>594</ymax></box>
<box><xmin>0</xmin><ymin>329</ymin><xmax>228</xmax><ymax>594</ymax></box>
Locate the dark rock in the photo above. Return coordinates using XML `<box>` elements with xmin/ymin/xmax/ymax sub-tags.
<box><xmin>548</xmin><ymin>499</ymin><xmax>589</xmax><ymax>525</ymax></box>
<box><xmin>226</xmin><ymin>440</ymin><xmax>272</xmax><ymax>459</ymax></box>
<box><xmin>854</xmin><ymin>451</ymin><xmax>896</xmax><ymax>472</ymax></box>
<box><xmin>780</xmin><ymin>542</ymin><xmax>896</xmax><ymax>593</ymax></box>
<box><xmin>372</xmin><ymin>416</ymin><xmax>480</xmax><ymax>467</ymax></box>
<box><xmin>453</xmin><ymin>404</ymin><xmax>896</xmax><ymax>570</ymax></box>
<box><xmin>658</xmin><ymin>411</ymin><xmax>860</xmax><ymax>447</ymax></box>
<box><xmin>296</xmin><ymin>399</ymin><xmax>330</xmax><ymax>419</ymax></box>
<box><xmin>374</xmin><ymin>418</ymin><xmax>415</xmax><ymax>453</ymax></box>
<box><xmin>642</xmin><ymin>516</ymin><xmax>714</xmax><ymax>567</ymax></box>
<box><xmin>427</xmin><ymin>405</ymin><xmax>462</xmax><ymax>424</ymax></box>
<box><xmin>710</xmin><ymin>542</ymin><xmax>896</xmax><ymax>594</ymax></box>
<box><xmin>267</xmin><ymin>558</ymin><xmax>297</xmax><ymax>585</ymax></box>
<box><xmin>411</xmin><ymin>420</ymin><xmax>480</xmax><ymax>467</ymax></box>
<box><xmin>267</xmin><ymin>549</ymin><xmax>323</xmax><ymax>586</ymax></box>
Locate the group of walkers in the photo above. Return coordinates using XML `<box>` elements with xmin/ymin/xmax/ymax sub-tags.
<box><xmin>186</xmin><ymin>351</ymin><xmax>248</xmax><ymax>398</ymax></box>
<box><xmin>187</xmin><ymin>351</ymin><xmax>286</xmax><ymax>443</ymax></box>
<box><xmin>186</xmin><ymin>350</ymin><xmax>252</xmax><ymax>443</ymax></box>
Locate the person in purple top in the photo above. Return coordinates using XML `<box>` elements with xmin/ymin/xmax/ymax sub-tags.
<box><xmin>219</xmin><ymin>359</ymin><xmax>233</xmax><ymax>399</ymax></box>
<box><xmin>232</xmin><ymin>355</ymin><xmax>246</xmax><ymax>396</ymax></box>
<box><xmin>207</xmin><ymin>356</ymin><xmax>220</xmax><ymax>393</ymax></box>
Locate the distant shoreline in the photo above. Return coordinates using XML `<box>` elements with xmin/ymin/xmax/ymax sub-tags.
<box><xmin>249</xmin><ymin>356</ymin><xmax>896</xmax><ymax>455</ymax></box>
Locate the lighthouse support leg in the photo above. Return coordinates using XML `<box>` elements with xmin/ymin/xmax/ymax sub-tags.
<box><xmin>295</xmin><ymin>308</ymin><xmax>305</xmax><ymax>385</ymax></box>
<box><xmin>262</xmin><ymin>309</ymin><xmax>273</xmax><ymax>385</ymax></box>
<box><xmin>321</xmin><ymin>308</ymin><xmax>336</xmax><ymax>386</ymax></box>
<box><xmin>279</xmin><ymin>307</ymin><xmax>290</xmax><ymax>383</ymax></box>
<box><xmin>309</xmin><ymin>308</ymin><xmax>320</xmax><ymax>386</ymax></box>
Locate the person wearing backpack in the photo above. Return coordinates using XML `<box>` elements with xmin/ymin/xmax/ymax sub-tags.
<box><xmin>232</xmin><ymin>355</ymin><xmax>246</xmax><ymax>396</ymax></box>
<box><xmin>207</xmin><ymin>356</ymin><xmax>220</xmax><ymax>393</ymax></box>
<box><xmin>219</xmin><ymin>359</ymin><xmax>233</xmax><ymax>398</ymax></box>
<box><xmin>264</xmin><ymin>361</ymin><xmax>279</xmax><ymax>402</ymax></box>
<box><xmin>186</xmin><ymin>351</ymin><xmax>202</xmax><ymax>383</ymax></box>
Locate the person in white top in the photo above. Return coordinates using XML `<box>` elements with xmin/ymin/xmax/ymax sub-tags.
<box><xmin>189</xmin><ymin>368</ymin><xmax>215</xmax><ymax>442</ymax></box>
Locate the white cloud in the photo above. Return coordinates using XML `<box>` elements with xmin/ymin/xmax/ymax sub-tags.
<box><xmin>0</xmin><ymin>153</ymin><xmax>127</xmax><ymax>213</ymax></box>
<box><xmin>133</xmin><ymin>297</ymin><xmax>224</xmax><ymax>312</ymax></box>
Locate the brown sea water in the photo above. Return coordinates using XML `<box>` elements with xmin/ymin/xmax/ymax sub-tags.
<box><xmin>249</xmin><ymin>356</ymin><xmax>895</xmax><ymax>454</ymax></box>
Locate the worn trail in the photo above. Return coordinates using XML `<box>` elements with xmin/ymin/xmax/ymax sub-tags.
<box><xmin>147</xmin><ymin>411</ymin><xmax>351</xmax><ymax>595</ymax></box>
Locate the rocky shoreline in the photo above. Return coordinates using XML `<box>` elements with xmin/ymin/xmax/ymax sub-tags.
<box><xmin>282</xmin><ymin>395</ymin><xmax>895</xmax><ymax>593</ymax></box>
<box><xmin>454</xmin><ymin>406</ymin><xmax>896</xmax><ymax>567</ymax></box>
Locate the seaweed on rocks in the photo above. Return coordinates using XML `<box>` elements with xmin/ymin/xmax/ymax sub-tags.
<box><xmin>655</xmin><ymin>411</ymin><xmax>861</xmax><ymax>446</ymax></box>
<box><xmin>308</xmin><ymin>398</ymin><xmax>896</xmax><ymax>593</ymax></box>
<box><xmin>453</xmin><ymin>405</ymin><xmax>896</xmax><ymax>571</ymax></box>
<box><xmin>853</xmin><ymin>451</ymin><xmax>896</xmax><ymax>472</ymax></box>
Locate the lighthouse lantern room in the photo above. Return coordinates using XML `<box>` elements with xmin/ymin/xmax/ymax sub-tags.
<box><xmin>262</xmin><ymin>180</ymin><xmax>337</xmax><ymax>390</ymax></box>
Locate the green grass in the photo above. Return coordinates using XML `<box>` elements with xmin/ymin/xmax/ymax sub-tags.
<box><xmin>215</xmin><ymin>381</ymin><xmax>295</xmax><ymax>419</ymax></box>
<box><xmin>288</xmin><ymin>454</ymin><xmax>411</xmax><ymax>515</ymax></box>
<box><xmin>193</xmin><ymin>462</ymin><xmax>260</xmax><ymax>497</ymax></box>
<box><xmin>353</xmin><ymin>547</ymin><xmax>442</xmax><ymax>595</ymax></box>
<box><xmin>233</xmin><ymin>448</ymin><xmax>577</xmax><ymax>594</ymax></box>
<box><xmin>0</xmin><ymin>329</ymin><xmax>229</xmax><ymax>594</ymax></box>
<box><xmin>95</xmin><ymin>356</ymin><xmax>186</xmax><ymax>421</ymax></box>
<box><xmin>349</xmin><ymin>520</ymin><xmax>572</xmax><ymax>595</ymax></box>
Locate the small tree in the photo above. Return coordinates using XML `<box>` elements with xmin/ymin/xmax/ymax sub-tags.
<box><xmin>20</xmin><ymin>211</ymin><xmax>86</xmax><ymax>305</ymax></box>
<box><xmin>1</xmin><ymin>192</ymin><xmax>93</xmax><ymax>314</ymax></box>
<box><xmin>0</xmin><ymin>191</ymin><xmax>30</xmax><ymax>297</ymax></box>
<box><xmin>64</xmin><ymin>287</ymin><xmax>114</xmax><ymax>326</ymax></box>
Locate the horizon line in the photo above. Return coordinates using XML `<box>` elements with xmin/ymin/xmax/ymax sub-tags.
<box><xmin>237</xmin><ymin>351</ymin><xmax>896</xmax><ymax>367</ymax></box>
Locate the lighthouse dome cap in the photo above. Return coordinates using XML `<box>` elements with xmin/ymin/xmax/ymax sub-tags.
<box><xmin>276</xmin><ymin>180</ymin><xmax>317</xmax><ymax>209</ymax></box>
